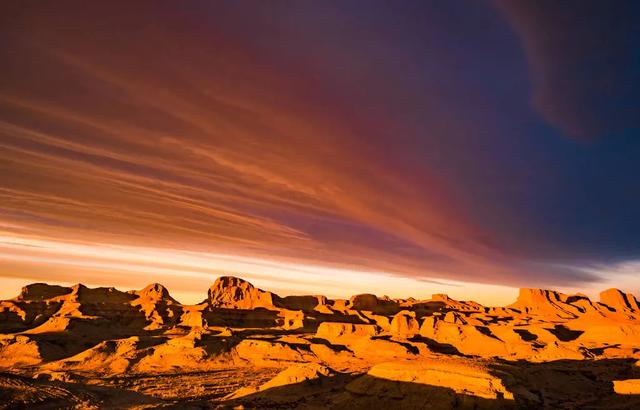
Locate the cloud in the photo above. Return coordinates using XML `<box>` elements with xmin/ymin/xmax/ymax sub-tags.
<box><xmin>494</xmin><ymin>0</ymin><xmax>640</xmax><ymax>139</ymax></box>
<box><xmin>0</xmin><ymin>1</ymin><xmax>618</xmax><ymax>293</ymax></box>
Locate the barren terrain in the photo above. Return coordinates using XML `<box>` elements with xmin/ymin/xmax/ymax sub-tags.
<box><xmin>1</xmin><ymin>276</ymin><xmax>640</xmax><ymax>409</ymax></box>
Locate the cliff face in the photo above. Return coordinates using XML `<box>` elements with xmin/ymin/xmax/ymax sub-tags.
<box><xmin>207</xmin><ymin>276</ymin><xmax>278</xmax><ymax>309</ymax></box>
<box><xmin>508</xmin><ymin>288</ymin><xmax>582</xmax><ymax>318</ymax></box>
<box><xmin>17</xmin><ymin>283</ymin><xmax>72</xmax><ymax>301</ymax></box>
<box><xmin>131</xmin><ymin>283</ymin><xmax>183</xmax><ymax>329</ymax></box>
<box><xmin>600</xmin><ymin>288</ymin><xmax>640</xmax><ymax>313</ymax></box>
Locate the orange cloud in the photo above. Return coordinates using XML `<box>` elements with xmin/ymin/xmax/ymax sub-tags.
<box><xmin>0</xmin><ymin>1</ymin><xmax>606</xmax><ymax>296</ymax></box>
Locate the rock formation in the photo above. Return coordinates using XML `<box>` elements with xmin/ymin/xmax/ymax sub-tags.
<box><xmin>390</xmin><ymin>310</ymin><xmax>420</xmax><ymax>338</ymax></box>
<box><xmin>600</xmin><ymin>288</ymin><xmax>640</xmax><ymax>313</ymax></box>
<box><xmin>1</xmin><ymin>275</ymin><xmax>639</xmax><ymax>409</ymax></box>
<box><xmin>508</xmin><ymin>288</ymin><xmax>581</xmax><ymax>319</ymax></box>
<box><xmin>207</xmin><ymin>276</ymin><xmax>278</xmax><ymax>309</ymax></box>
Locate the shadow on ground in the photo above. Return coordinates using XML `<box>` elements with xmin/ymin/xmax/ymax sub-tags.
<box><xmin>2</xmin><ymin>358</ymin><xmax>640</xmax><ymax>409</ymax></box>
<box><xmin>215</xmin><ymin>372</ymin><xmax>516</xmax><ymax>409</ymax></box>
<box><xmin>490</xmin><ymin>357</ymin><xmax>640</xmax><ymax>409</ymax></box>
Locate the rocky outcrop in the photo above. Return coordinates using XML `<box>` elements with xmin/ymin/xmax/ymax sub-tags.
<box><xmin>364</xmin><ymin>359</ymin><xmax>518</xmax><ymax>399</ymax></box>
<box><xmin>600</xmin><ymin>288</ymin><xmax>640</xmax><ymax>313</ymax></box>
<box><xmin>419</xmin><ymin>315</ymin><xmax>510</xmax><ymax>357</ymax></box>
<box><xmin>45</xmin><ymin>336</ymin><xmax>144</xmax><ymax>375</ymax></box>
<box><xmin>279</xmin><ymin>295</ymin><xmax>330</xmax><ymax>312</ymax></box>
<box><xmin>390</xmin><ymin>310</ymin><xmax>419</xmax><ymax>338</ymax></box>
<box><xmin>1</xmin><ymin>276</ymin><xmax>640</xmax><ymax>365</ymax></box>
<box><xmin>2</xmin><ymin>275</ymin><xmax>640</xmax><ymax>409</ymax></box>
<box><xmin>207</xmin><ymin>276</ymin><xmax>278</xmax><ymax>309</ymax></box>
<box><xmin>132</xmin><ymin>283</ymin><xmax>175</xmax><ymax>302</ymax></box>
<box><xmin>316</xmin><ymin>322</ymin><xmax>380</xmax><ymax>342</ymax></box>
<box><xmin>131</xmin><ymin>283</ymin><xmax>182</xmax><ymax>329</ymax></box>
<box><xmin>0</xmin><ymin>299</ymin><xmax>61</xmax><ymax>332</ymax></box>
<box><xmin>349</xmin><ymin>294</ymin><xmax>399</xmax><ymax>314</ymax></box>
<box><xmin>613</xmin><ymin>379</ymin><xmax>640</xmax><ymax>395</ymax></box>
<box><xmin>134</xmin><ymin>329</ymin><xmax>215</xmax><ymax>372</ymax></box>
<box><xmin>345</xmin><ymin>358</ymin><xmax>534</xmax><ymax>408</ymax></box>
<box><xmin>233</xmin><ymin>339</ymin><xmax>316</xmax><ymax>366</ymax></box>
<box><xmin>17</xmin><ymin>283</ymin><xmax>72</xmax><ymax>301</ymax></box>
<box><xmin>28</xmin><ymin>284</ymin><xmax>147</xmax><ymax>333</ymax></box>
<box><xmin>508</xmin><ymin>288</ymin><xmax>582</xmax><ymax>319</ymax></box>
<box><xmin>280</xmin><ymin>309</ymin><xmax>306</xmax><ymax>330</ymax></box>
<box><xmin>0</xmin><ymin>335</ymin><xmax>43</xmax><ymax>368</ymax></box>
<box><xmin>229</xmin><ymin>363</ymin><xmax>334</xmax><ymax>399</ymax></box>
<box><xmin>429</xmin><ymin>294</ymin><xmax>483</xmax><ymax>312</ymax></box>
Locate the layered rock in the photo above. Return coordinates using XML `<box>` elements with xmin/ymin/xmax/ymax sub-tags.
<box><xmin>1</xmin><ymin>276</ymin><xmax>640</xmax><ymax>366</ymax></box>
<box><xmin>316</xmin><ymin>322</ymin><xmax>380</xmax><ymax>342</ymax></box>
<box><xmin>228</xmin><ymin>363</ymin><xmax>334</xmax><ymax>400</ymax></box>
<box><xmin>207</xmin><ymin>276</ymin><xmax>278</xmax><ymax>309</ymax></box>
<box><xmin>27</xmin><ymin>284</ymin><xmax>147</xmax><ymax>334</ymax></box>
<box><xmin>360</xmin><ymin>359</ymin><xmax>518</xmax><ymax>400</ymax></box>
<box><xmin>17</xmin><ymin>283</ymin><xmax>72</xmax><ymax>301</ymax></box>
<box><xmin>280</xmin><ymin>295</ymin><xmax>331</xmax><ymax>313</ymax></box>
<box><xmin>419</xmin><ymin>315</ymin><xmax>510</xmax><ymax>357</ymax></box>
<box><xmin>135</xmin><ymin>329</ymin><xmax>216</xmax><ymax>372</ymax></box>
<box><xmin>45</xmin><ymin>336</ymin><xmax>144</xmax><ymax>375</ymax></box>
<box><xmin>390</xmin><ymin>310</ymin><xmax>420</xmax><ymax>338</ymax></box>
<box><xmin>233</xmin><ymin>339</ymin><xmax>316</xmax><ymax>366</ymax></box>
<box><xmin>613</xmin><ymin>379</ymin><xmax>640</xmax><ymax>395</ymax></box>
<box><xmin>600</xmin><ymin>288</ymin><xmax>640</xmax><ymax>313</ymax></box>
<box><xmin>0</xmin><ymin>335</ymin><xmax>43</xmax><ymax>368</ymax></box>
<box><xmin>2</xmin><ymin>275</ymin><xmax>640</xmax><ymax>409</ymax></box>
<box><xmin>0</xmin><ymin>283</ymin><xmax>75</xmax><ymax>332</ymax></box>
<box><xmin>344</xmin><ymin>358</ymin><xmax>535</xmax><ymax>408</ymax></box>
<box><xmin>508</xmin><ymin>288</ymin><xmax>582</xmax><ymax>319</ymax></box>
<box><xmin>349</xmin><ymin>293</ymin><xmax>399</xmax><ymax>314</ymax></box>
<box><xmin>131</xmin><ymin>283</ymin><xmax>182</xmax><ymax>329</ymax></box>
<box><xmin>430</xmin><ymin>294</ymin><xmax>483</xmax><ymax>312</ymax></box>
<box><xmin>0</xmin><ymin>299</ymin><xmax>61</xmax><ymax>332</ymax></box>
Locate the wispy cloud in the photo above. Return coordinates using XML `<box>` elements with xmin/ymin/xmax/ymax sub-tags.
<box><xmin>0</xmin><ymin>1</ymin><xmax>637</xmax><ymax>298</ymax></box>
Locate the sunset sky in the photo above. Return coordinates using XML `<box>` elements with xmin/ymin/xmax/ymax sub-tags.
<box><xmin>1</xmin><ymin>1</ymin><xmax>639</xmax><ymax>305</ymax></box>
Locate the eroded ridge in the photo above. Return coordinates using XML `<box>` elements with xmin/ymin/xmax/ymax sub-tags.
<box><xmin>1</xmin><ymin>276</ymin><xmax>639</xmax><ymax>408</ymax></box>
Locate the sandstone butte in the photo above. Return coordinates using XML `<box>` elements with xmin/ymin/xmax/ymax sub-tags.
<box><xmin>1</xmin><ymin>276</ymin><xmax>639</xmax><ymax>409</ymax></box>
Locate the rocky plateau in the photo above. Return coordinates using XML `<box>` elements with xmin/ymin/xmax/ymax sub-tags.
<box><xmin>1</xmin><ymin>276</ymin><xmax>640</xmax><ymax>409</ymax></box>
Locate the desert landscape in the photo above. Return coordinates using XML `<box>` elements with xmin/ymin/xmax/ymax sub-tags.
<box><xmin>0</xmin><ymin>275</ymin><xmax>639</xmax><ymax>409</ymax></box>
<box><xmin>2</xmin><ymin>1</ymin><xmax>640</xmax><ymax>409</ymax></box>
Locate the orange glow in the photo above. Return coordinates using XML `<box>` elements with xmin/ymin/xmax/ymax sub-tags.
<box><xmin>0</xmin><ymin>233</ymin><xmax>524</xmax><ymax>305</ymax></box>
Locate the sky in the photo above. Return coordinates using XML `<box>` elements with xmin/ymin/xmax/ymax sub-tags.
<box><xmin>0</xmin><ymin>1</ymin><xmax>639</xmax><ymax>305</ymax></box>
